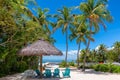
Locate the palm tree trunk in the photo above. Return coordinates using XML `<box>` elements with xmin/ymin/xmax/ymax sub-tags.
<box><xmin>82</xmin><ymin>21</ymin><xmax>92</xmax><ymax>71</ymax></box>
<box><xmin>82</xmin><ymin>39</ymin><xmax>90</xmax><ymax>71</ymax></box>
<box><xmin>77</xmin><ymin>41</ymin><xmax>81</xmax><ymax>69</ymax></box>
<box><xmin>65</xmin><ymin>27</ymin><xmax>68</xmax><ymax>67</ymax></box>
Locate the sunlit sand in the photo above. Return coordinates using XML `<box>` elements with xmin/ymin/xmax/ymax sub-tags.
<box><xmin>0</xmin><ymin>68</ymin><xmax>120</xmax><ymax>80</ymax></box>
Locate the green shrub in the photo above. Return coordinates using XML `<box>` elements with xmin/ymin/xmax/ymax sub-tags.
<box><xmin>17</xmin><ymin>61</ymin><xmax>28</xmax><ymax>72</ymax></box>
<box><xmin>0</xmin><ymin>62</ymin><xmax>11</xmax><ymax>77</ymax></box>
<box><xmin>111</xmin><ymin>65</ymin><xmax>120</xmax><ymax>73</ymax></box>
<box><xmin>93</xmin><ymin>64</ymin><xmax>109</xmax><ymax>72</ymax></box>
<box><xmin>92</xmin><ymin>64</ymin><xmax>120</xmax><ymax>73</ymax></box>
<box><xmin>68</xmin><ymin>61</ymin><xmax>75</xmax><ymax>66</ymax></box>
<box><xmin>99</xmin><ymin>64</ymin><xmax>109</xmax><ymax>72</ymax></box>
<box><xmin>93</xmin><ymin>64</ymin><xmax>100</xmax><ymax>71</ymax></box>
<box><xmin>59</xmin><ymin>60</ymin><xmax>67</xmax><ymax>67</ymax></box>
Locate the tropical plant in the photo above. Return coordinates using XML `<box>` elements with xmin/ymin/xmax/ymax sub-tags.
<box><xmin>79</xmin><ymin>49</ymin><xmax>87</xmax><ymax>62</ymax></box>
<box><xmin>78</xmin><ymin>0</ymin><xmax>112</xmax><ymax>71</ymax></box>
<box><xmin>89</xmin><ymin>49</ymin><xmax>98</xmax><ymax>62</ymax></box>
<box><xmin>69</xmin><ymin>20</ymin><xmax>89</xmax><ymax>68</ymax></box>
<box><xmin>97</xmin><ymin>44</ymin><xmax>107</xmax><ymax>63</ymax></box>
<box><xmin>0</xmin><ymin>0</ymin><xmax>54</xmax><ymax>77</ymax></box>
<box><xmin>53</xmin><ymin>7</ymin><xmax>73</xmax><ymax>66</ymax></box>
<box><xmin>93</xmin><ymin>64</ymin><xmax>120</xmax><ymax>73</ymax></box>
<box><xmin>113</xmin><ymin>41</ymin><xmax>120</xmax><ymax>62</ymax></box>
<box><xmin>106</xmin><ymin>50</ymin><xmax>116</xmax><ymax>63</ymax></box>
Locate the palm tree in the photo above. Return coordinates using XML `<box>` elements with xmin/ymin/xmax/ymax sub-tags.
<box><xmin>113</xmin><ymin>41</ymin><xmax>120</xmax><ymax>52</ymax></box>
<box><xmin>90</xmin><ymin>49</ymin><xmax>97</xmax><ymax>62</ymax></box>
<box><xmin>69</xmin><ymin>21</ymin><xmax>90</xmax><ymax>68</ymax></box>
<box><xmin>97</xmin><ymin>44</ymin><xmax>107</xmax><ymax>63</ymax></box>
<box><xmin>37</xmin><ymin>8</ymin><xmax>51</xmax><ymax>33</ymax></box>
<box><xmin>79</xmin><ymin>0</ymin><xmax>113</xmax><ymax>71</ymax></box>
<box><xmin>113</xmin><ymin>41</ymin><xmax>120</xmax><ymax>62</ymax></box>
<box><xmin>53</xmin><ymin>7</ymin><xmax>73</xmax><ymax>66</ymax></box>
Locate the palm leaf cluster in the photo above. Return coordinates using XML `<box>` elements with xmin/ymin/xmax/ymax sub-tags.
<box><xmin>80</xmin><ymin>42</ymin><xmax>120</xmax><ymax>63</ymax></box>
<box><xmin>52</xmin><ymin>0</ymin><xmax>112</xmax><ymax>69</ymax></box>
<box><xmin>0</xmin><ymin>0</ymin><xmax>113</xmax><ymax>75</ymax></box>
<box><xmin>0</xmin><ymin>0</ymin><xmax>55</xmax><ymax>76</ymax></box>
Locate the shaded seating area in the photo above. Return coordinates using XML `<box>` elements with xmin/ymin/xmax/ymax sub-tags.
<box><xmin>18</xmin><ymin>39</ymin><xmax>63</xmax><ymax>78</ymax></box>
<box><xmin>62</xmin><ymin>68</ymin><xmax>71</xmax><ymax>78</ymax></box>
<box><xmin>14</xmin><ymin>68</ymin><xmax>71</xmax><ymax>79</ymax></box>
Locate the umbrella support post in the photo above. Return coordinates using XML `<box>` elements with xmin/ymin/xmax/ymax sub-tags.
<box><xmin>40</xmin><ymin>55</ymin><xmax>43</xmax><ymax>78</ymax></box>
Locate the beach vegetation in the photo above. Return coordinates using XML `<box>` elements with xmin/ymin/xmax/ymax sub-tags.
<box><xmin>59</xmin><ymin>60</ymin><xmax>76</xmax><ymax>67</ymax></box>
<box><xmin>79</xmin><ymin>42</ymin><xmax>120</xmax><ymax>64</ymax></box>
<box><xmin>0</xmin><ymin>0</ymin><xmax>54</xmax><ymax>77</ymax></box>
<box><xmin>78</xmin><ymin>0</ymin><xmax>113</xmax><ymax>71</ymax></box>
<box><xmin>92</xmin><ymin>64</ymin><xmax>120</xmax><ymax>73</ymax></box>
<box><xmin>59</xmin><ymin>60</ymin><xmax>68</xmax><ymax>67</ymax></box>
<box><xmin>52</xmin><ymin>7</ymin><xmax>74</xmax><ymax>67</ymax></box>
<box><xmin>0</xmin><ymin>0</ymin><xmax>116</xmax><ymax>77</ymax></box>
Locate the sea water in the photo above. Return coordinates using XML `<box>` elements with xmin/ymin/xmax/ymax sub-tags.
<box><xmin>43</xmin><ymin>59</ymin><xmax>76</xmax><ymax>63</ymax></box>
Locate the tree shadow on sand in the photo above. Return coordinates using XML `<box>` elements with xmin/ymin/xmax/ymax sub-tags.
<box><xmin>26</xmin><ymin>77</ymin><xmax>64</xmax><ymax>80</ymax></box>
<box><xmin>76</xmin><ymin>69</ymin><xmax>111</xmax><ymax>75</ymax></box>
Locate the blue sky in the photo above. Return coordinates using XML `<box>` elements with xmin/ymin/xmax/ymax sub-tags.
<box><xmin>31</xmin><ymin>0</ymin><xmax>120</xmax><ymax>61</ymax></box>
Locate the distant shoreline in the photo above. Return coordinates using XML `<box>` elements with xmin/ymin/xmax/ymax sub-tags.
<box><xmin>43</xmin><ymin>59</ymin><xmax>76</xmax><ymax>63</ymax></box>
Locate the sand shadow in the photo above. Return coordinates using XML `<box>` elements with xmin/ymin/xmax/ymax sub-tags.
<box><xmin>75</xmin><ymin>69</ymin><xmax>111</xmax><ymax>75</ymax></box>
<box><xmin>26</xmin><ymin>77</ymin><xmax>64</xmax><ymax>80</ymax></box>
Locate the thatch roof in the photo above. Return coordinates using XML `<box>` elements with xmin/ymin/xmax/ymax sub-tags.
<box><xmin>18</xmin><ymin>39</ymin><xmax>63</xmax><ymax>56</ymax></box>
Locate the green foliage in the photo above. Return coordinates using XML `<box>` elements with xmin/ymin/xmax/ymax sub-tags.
<box><xmin>68</xmin><ymin>61</ymin><xmax>75</xmax><ymax>66</ymax></box>
<box><xmin>59</xmin><ymin>60</ymin><xmax>67</xmax><ymax>67</ymax></box>
<box><xmin>79</xmin><ymin>0</ymin><xmax>112</xmax><ymax>71</ymax></box>
<box><xmin>106</xmin><ymin>50</ymin><xmax>116</xmax><ymax>62</ymax></box>
<box><xmin>0</xmin><ymin>0</ymin><xmax>115</xmax><ymax>77</ymax></box>
<box><xmin>92</xmin><ymin>64</ymin><xmax>120</xmax><ymax>73</ymax></box>
<box><xmin>59</xmin><ymin>60</ymin><xmax>76</xmax><ymax>67</ymax></box>
<box><xmin>53</xmin><ymin>6</ymin><xmax>74</xmax><ymax>66</ymax></box>
<box><xmin>79</xmin><ymin>49</ymin><xmax>97</xmax><ymax>63</ymax></box>
<box><xmin>112</xmin><ymin>41</ymin><xmax>120</xmax><ymax>62</ymax></box>
<box><xmin>17</xmin><ymin>61</ymin><xmax>28</xmax><ymax>72</ymax></box>
<box><xmin>0</xmin><ymin>0</ymin><xmax>54</xmax><ymax>77</ymax></box>
<box><xmin>79</xmin><ymin>43</ymin><xmax>120</xmax><ymax>64</ymax></box>
<box><xmin>112</xmin><ymin>65</ymin><xmax>120</xmax><ymax>73</ymax></box>
<box><xmin>93</xmin><ymin>64</ymin><xmax>109</xmax><ymax>72</ymax></box>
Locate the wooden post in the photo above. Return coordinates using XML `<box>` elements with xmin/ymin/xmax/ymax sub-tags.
<box><xmin>40</xmin><ymin>55</ymin><xmax>42</xmax><ymax>78</ymax></box>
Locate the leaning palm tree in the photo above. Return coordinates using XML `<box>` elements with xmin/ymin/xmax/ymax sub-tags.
<box><xmin>69</xmin><ymin>22</ymin><xmax>92</xmax><ymax>68</ymax></box>
<box><xmin>70</xmin><ymin>14</ymin><xmax>94</xmax><ymax>69</ymax></box>
<box><xmin>79</xmin><ymin>0</ymin><xmax>113</xmax><ymax>71</ymax></box>
<box><xmin>53</xmin><ymin>7</ymin><xmax>73</xmax><ymax>66</ymax></box>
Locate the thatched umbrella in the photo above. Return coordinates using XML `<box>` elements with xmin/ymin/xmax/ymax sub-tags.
<box><xmin>18</xmin><ymin>39</ymin><xmax>63</xmax><ymax>77</ymax></box>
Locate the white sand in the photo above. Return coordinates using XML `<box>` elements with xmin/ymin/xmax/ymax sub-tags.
<box><xmin>60</xmin><ymin>69</ymin><xmax>120</xmax><ymax>80</ymax></box>
<box><xmin>0</xmin><ymin>69</ymin><xmax>120</xmax><ymax>80</ymax></box>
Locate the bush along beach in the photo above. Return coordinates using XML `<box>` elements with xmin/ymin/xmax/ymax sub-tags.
<box><xmin>92</xmin><ymin>64</ymin><xmax>120</xmax><ymax>73</ymax></box>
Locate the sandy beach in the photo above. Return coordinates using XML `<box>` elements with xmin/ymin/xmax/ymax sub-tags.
<box><xmin>0</xmin><ymin>69</ymin><xmax>120</xmax><ymax>80</ymax></box>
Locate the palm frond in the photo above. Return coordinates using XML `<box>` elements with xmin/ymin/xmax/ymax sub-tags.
<box><xmin>80</xmin><ymin>3</ymin><xmax>90</xmax><ymax>14</ymax></box>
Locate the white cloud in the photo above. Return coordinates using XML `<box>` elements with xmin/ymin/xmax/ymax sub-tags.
<box><xmin>95</xmin><ymin>45</ymin><xmax>100</xmax><ymax>51</ymax></box>
<box><xmin>62</xmin><ymin>50</ymin><xmax>81</xmax><ymax>56</ymax></box>
<box><xmin>95</xmin><ymin>45</ymin><xmax>114</xmax><ymax>51</ymax></box>
<box><xmin>43</xmin><ymin>50</ymin><xmax>79</xmax><ymax>61</ymax></box>
<box><xmin>107</xmin><ymin>47</ymin><xmax>114</xmax><ymax>50</ymax></box>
